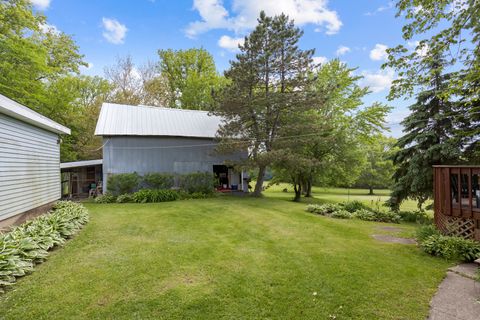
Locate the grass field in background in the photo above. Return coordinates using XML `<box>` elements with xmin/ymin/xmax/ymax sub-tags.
<box><xmin>263</xmin><ymin>183</ymin><xmax>432</xmax><ymax>213</ymax></box>
<box><xmin>0</xmin><ymin>196</ymin><xmax>446</xmax><ymax>319</ymax></box>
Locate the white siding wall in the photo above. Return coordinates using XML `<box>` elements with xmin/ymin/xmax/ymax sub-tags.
<box><xmin>0</xmin><ymin>113</ymin><xmax>61</xmax><ymax>221</ymax></box>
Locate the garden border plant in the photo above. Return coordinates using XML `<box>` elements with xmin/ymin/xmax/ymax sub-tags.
<box><xmin>97</xmin><ymin>172</ymin><xmax>217</xmax><ymax>203</ymax></box>
<box><xmin>306</xmin><ymin>201</ymin><xmax>401</xmax><ymax>224</ymax></box>
<box><xmin>0</xmin><ymin>201</ymin><xmax>89</xmax><ymax>293</ymax></box>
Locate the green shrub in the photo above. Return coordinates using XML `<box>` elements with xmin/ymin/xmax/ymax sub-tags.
<box><xmin>420</xmin><ymin>234</ymin><xmax>480</xmax><ymax>262</ymax></box>
<box><xmin>107</xmin><ymin>173</ymin><xmax>140</xmax><ymax>196</ymax></box>
<box><xmin>342</xmin><ymin>200</ymin><xmax>368</xmax><ymax>213</ymax></box>
<box><xmin>178</xmin><ymin>172</ymin><xmax>215</xmax><ymax>194</ymax></box>
<box><xmin>331</xmin><ymin>210</ymin><xmax>353</xmax><ymax>219</ymax></box>
<box><xmin>0</xmin><ymin>201</ymin><xmax>88</xmax><ymax>293</ymax></box>
<box><xmin>416</xmin><ymin>224</ymin><xmax>441</xmax><ymax>242</ymax></box>
<box><xmin>95</xmin><ymin>193</ymin><xmax>116</xmax><ymax>203</ymax></box>
<box><xmin>142</xmin><ymin>173</ymin><xmax>174</xmax><ymax>190</ymax></box>
<box><xmin>305</xmin><ymin>203</ymin><xmax>343</xmax><ymax>215</ymax></box>
<box><xmin>352</xmin><ymin>208</ymin><xmax>400</xmax><ymax>223</ymax></box>
<box><xmin>116</xmin><ymin>194</ymin><xmax>134</xmax><ymax>203</ymax></box>
<box><xmin>353</xmin><ymin>209</ymin><xmax>376</xmax><ymax>221</ymax></box>
<box><xmin>398</xmin><ymin>210</ymin><xmax>433</xmax><ymax>224</ymax></box>
<box><xmin>370</xmin><ymin>210</ymin><xmax>401</xmax><ymax>223</ymax></box>
<box><xmin>132</xmin><ymin>189</ymin><xmax>179</xmax><ymax>203</ymax></box>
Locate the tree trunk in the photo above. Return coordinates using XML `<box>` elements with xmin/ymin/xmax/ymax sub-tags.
<box><xmin>369</xmin><ymin>186</ymin><xmax>374</xmax><ymax>195</ymax></box>
<box><xmin>293</xmin><ymin>183</ymin><xmax>302</xmax><ymax>202</ymax></box>
<box><xmin>305</xmin><ymin>179</ymin><xmax>312</xmax><ymax>197</ymax></box>
<box><xmin>301</xmin><ymin>180</ymin><xmax>308</xmax><ymax>195</ymax></box>
<box><xmin>253</xmin><ymin>165</ymin><xmax>267</xmax><ymax>197</ymax></box>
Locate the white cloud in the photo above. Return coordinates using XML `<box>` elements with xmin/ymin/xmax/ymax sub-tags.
<box><xmin>218</xmin><ymin>35</ymin><xmax>244</xmax><ymax>51</ymax></box>
<box><xmin>186</xmin><ymin>0</ymin><xmax>342</xmax><ymax>38</ymax></box>
<box><xmin>407</xmin><ymin>41</ymin><xmax>429</xmax><ymax>57</ymax></box>
<box><xmin>359</xmin><ymin>68</ymin><xmax>395</xmax><ymax>93</ymax></box>
<box><xmin>369</xmin><ymin>43</ymin><xmax>388</xmax><ymax>61</ymax></box>
<box><xmin>102</xmin><ymin>18</ymin><xmax>127</xmax><ymax>44</ymax></box>
<box><xmin>335</xmin><ymin>45</ymin><xmax>350</xmax><ymax>56</ymax></box>
<box><xmin>38</xmin><ymin>22</ymin><xmax>60</xmax><ymax>35</ymax></box>
<box><xmin>364</xmin><ymin>1</ymin><xmax>394</xmax><ymax>16</ymax></box>
<box><xmin>30</xmin><ymin>0</ymin><xmax>51</xmax><ymax>10</ymax></box>
<box><xmin>312</xmin><ymin>56</ymin><xmax>328</xmax><ymax>65</ymax></box>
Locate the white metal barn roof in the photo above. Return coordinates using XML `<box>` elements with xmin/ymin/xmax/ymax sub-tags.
<box><xmin>95</xmin><ymin>103</ymin><xmax>223</xmax><ymax>138</ymax></box>
<box><xmin>0</xmin><ymin>94</ymin><xmax>70</xmax><ymax>135</ymax></box>
<box><xmin>60</xmin><ymin>159</ymin><xmax>103</xmax><ymax>169</ymax></box>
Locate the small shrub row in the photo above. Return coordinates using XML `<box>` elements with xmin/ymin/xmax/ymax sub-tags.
<box><xmin>95</xmin><ymin>190</ymin><xmax>215</xmax><ymax>204</ymax></box>
<box><xmin>0</xmin><ymin>201</ymin><xmax>89</xmax><ymax>293</ymax></box>
<box><xmin>306</xmin><ymin>202</ymin><xmax>400</xmax><ymax>223</ymax></box>
<box><xmin>415</xmin><ymin>225</ymin><xmax>480</xmax><ymax>262</ymax></box>
<box><xmin>132</xmin><ymin>189</ymin><xmax>179</xmax><ymax>203</ymax></box>
<box><xmin>107</xmin><ymin>172</ymin><xmax>215</xmax><ymax>196</ymax></box>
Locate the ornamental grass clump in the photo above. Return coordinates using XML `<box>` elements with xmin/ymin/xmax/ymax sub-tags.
<box><xmin>0</xmin><ymin>201</ymin><xmax>89</xmax><ymax>293</ymax></box>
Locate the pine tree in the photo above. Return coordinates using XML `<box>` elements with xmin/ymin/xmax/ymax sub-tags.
<box><xmin>214</xmin><ymin>12</ymin><xmax>314</xmax><ymax>196</ymax></box>
<box><xmin>389</xmin><ymin>57</ymin><xmax>462</xmax><ymax>210</ymax></box>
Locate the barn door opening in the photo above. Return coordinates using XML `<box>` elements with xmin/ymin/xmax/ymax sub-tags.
<box><xmin>213</xmin><ymin>165</ymin><xmax>229</xmax><ymax>190</ymax></box>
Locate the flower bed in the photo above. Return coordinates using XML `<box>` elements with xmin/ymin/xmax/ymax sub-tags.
<box><xmin>0</xmin><ymin>201</ymin><xmax>89</xmax><ymax>293</ymax></box>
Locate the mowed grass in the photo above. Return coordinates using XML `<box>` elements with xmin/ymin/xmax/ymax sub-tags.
<box><xmin>0</xmin><ymin>196</ymin><xmax>449</xmax><ymax>319</ymax></box>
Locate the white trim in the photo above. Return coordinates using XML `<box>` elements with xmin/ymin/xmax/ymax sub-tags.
<box><xmin>60</xmin><ymin>159</ymin><xmax>103</xmax><ymax>169</ymax></box>
<box><xmin>0</xmin><ymin>94</ymin><xmax>70</xmax><ymax>135</ymax></box>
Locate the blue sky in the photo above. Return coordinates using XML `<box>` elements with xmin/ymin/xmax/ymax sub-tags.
<box><xmin>32</xmin><ymin>0</ymin><xmax>415</xmax><ymax>137</ymax></box>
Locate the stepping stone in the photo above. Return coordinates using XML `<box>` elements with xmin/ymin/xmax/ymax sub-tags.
<box><xmin>448</xmin><ymin>263</ymin><xmax>479</xmax><ymax>280</ymax></box>
<box><xmin>376</xmin><ymin>226</ymin><xmax>403</xmax><ymax>232</ymax></box>
<box><xmin>428</xmin><ymin>271</ymin><xmax>480</xmax><ymax>320</ymax></box>
<box><xmin>371</xmin><ymin>234</ymin><xmax>416</xmax><ymax>244</ymax></box>
<box><xmin>475</xmin><ymin>258</ymin><xmax>480</xmax><ymax>266</ymax></box>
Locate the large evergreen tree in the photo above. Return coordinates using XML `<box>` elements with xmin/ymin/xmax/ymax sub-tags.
<box><xmin>214</xmin><ymin>12</ymin><xmax>315</xmax><ymax>196</ymax></box>
<box><xmin>389</xmin><ymin>58</ymin><xmax>463</xmax><ymax>209</ymax></box>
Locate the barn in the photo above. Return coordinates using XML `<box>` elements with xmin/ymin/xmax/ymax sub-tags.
<box><xmin>0</xmin><ymin>94</ymin><xmax>70</xmax><ymax>227</ymax></box>
<box><xmin>94</xmin><ymin>103</ymin><xmax>248</xmax><ymax>192</ymax></box>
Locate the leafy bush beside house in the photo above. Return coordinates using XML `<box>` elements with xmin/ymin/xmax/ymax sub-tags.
<box><xmin>0</xmin><ymin>201</ymin><xmax>89</xmax><ymax>293</ymax></box>
<box><xmin>178</xmin><ymin>172</ymin><xmax>215</xmax><ymax>194</ymax></box>
<box><xmin>142</xmin><ymin>173</ymin><xmax>175</xmax><ymax>190</ymax></box>
<box><xmin>107</xmin><ymin>173</ymin><xmax>141</xmax><ymax>196</ymax></box>
<box><xmin>105</xmin><ymin>172</ymin><xmax>215</xmax><ymax>196</ymax></box>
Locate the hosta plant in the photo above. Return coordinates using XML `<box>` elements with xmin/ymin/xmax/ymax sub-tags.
<box><xmin>0</xmin><ymin>201</ymin><xmax>89</xmax><ymax>293</ymax></box>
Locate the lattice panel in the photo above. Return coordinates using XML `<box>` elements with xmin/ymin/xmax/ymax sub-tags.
<box><xmin>436</xmin><ymin>212</ymin><xmax>475</xmax><ymax>239</ymax></box>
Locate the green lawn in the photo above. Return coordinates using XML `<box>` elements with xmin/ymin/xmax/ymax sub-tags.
<box><xmin>264</xmin><ymin>184</ymin><xmax>432</xmax><ymax>212</ymax></box>
<box><xmin>0</xmin><ymin>195</ymin><xmax>449</xmax><ymax>319</ymax></box>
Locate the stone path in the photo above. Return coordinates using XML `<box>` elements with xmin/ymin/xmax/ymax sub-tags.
<box><xmin>371</xmin><ymin>234</ymin><xmax>417</xmax><ymax>244</ymax></box>
<box><xmin>428</xmin><ymin>263</ymin><xmax>480</xmax><ymax>320</ymax></box>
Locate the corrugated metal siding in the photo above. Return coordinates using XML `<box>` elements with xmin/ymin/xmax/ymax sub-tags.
<box><xmin>95</xmin><ymin>103</ymin><xmax>223</xmax><ymax>138</ymax></box>
<box><xmin>0</xmin><ymin>113</ymin><xmax>61</xmax><ymax>221</ymax></box>
<box><xmin>103</xmin><ymin>136</ymin><xmax>246</xmax><ymax>191</ymax></box>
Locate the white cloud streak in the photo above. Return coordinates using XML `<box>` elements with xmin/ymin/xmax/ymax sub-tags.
<box><xmin>335</xmin><ymin>45</ymin><xmax>350</xmax><ymax>56</ymax></box>
<box><xmin>312</xmin><ymin>56</ymin><xmax>328</xmax><ymax>65</ymax></box>
<box><xmin>218</xmin><ymin>35</ymin><xmax>244</xmax><ymax>51</ymax></box>
<box><xmin>359</xmin><ymin>69</ymin><xmax>395</xmax><ymax>93</ymax></box>
<box><xmin>102</xmin><ymin>18</ymin><xmax>128</xmax><ymax>44</ymax></box>
<box><xmin>30</xmin><ymin>0</ymin><xmax>51</xmax><ymax>10</ymax></box>
<box><xmin>186</xmin><ymin>0</ymin><xmax>342</xmax><ymax>38</ymax></box>
<box><xmin>369</xmin><ymin>43</ymin><xmax>388</xmax><ymax>61</ymax></box>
